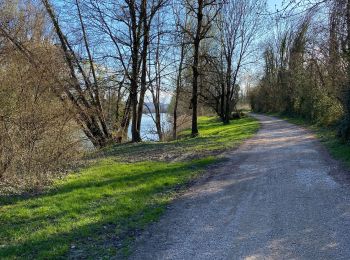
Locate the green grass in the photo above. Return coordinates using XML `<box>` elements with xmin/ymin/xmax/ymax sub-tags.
<box><xmin>0</xmin><ymin>116</ymin><xmax>259</xmax><ymax>259</ymax></box>
<box><xmin>101</xmin><ymin>116</ymin><xmax>260</xmax><ymax>162</ymax></box>
<box><xmin>266</xmin><ymin>112</ymin><xmax>350</xmax><ymax>167</ymax></box>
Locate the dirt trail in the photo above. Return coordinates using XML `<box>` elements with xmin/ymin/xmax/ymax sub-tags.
<box><xmin>129</xmin><ymin>114</ymin><xmax>350</xmax><ymax>260</ymax></box>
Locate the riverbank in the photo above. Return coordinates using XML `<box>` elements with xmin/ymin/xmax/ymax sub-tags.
<box><xmin>0</xmin><ymin>116</ymin><xmax>259</xmax><ymax>259</ymax></box>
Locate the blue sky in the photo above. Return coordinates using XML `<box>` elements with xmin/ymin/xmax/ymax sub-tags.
<box><xmin>267</xmin><ymin>0</ymin><xmax>282</xmax><ymax>10</ymax></box>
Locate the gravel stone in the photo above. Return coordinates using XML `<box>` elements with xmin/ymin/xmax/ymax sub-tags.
<box><xmin>129</xmin><ymin>114</ymin><xmax>350</xmax><ymax>260</ymax></box>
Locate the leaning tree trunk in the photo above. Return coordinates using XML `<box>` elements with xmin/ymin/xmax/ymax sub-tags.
<box><xmin>42</xmin><ymin>0</ymin><xmax>111</xmax><ymax>148</ymax></box>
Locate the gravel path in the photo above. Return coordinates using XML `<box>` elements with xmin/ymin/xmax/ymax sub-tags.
<box><xmin>129</xmin><ymin>114</ymin><xmax>350</xmax><ymax>260</ymax></box>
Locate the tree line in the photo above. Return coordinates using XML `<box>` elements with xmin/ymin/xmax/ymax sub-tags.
<box><xmin>0</xmin><ymin>0</ymin><xmax>264</xmax><ymax>190</ymax></box>
<box><xmin>249</xmin><ymin>0</ymin><xmax>350</xmax><ymax>141</ymax></box>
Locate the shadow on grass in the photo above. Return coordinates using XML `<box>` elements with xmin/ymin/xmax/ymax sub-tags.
<box><xmin>0</xmin><ymin>116</ymin><xmax>259</xmax><ymax>259</ymax></box>
<box><xmin>0</xmin><ymin>159</ymin><xmax>214</xmax><ymax>259</ymax></box>
<box><xmin>1</xmin><ymin>199</ymin><xmax>170</xmax><ymax>259</ymax></box>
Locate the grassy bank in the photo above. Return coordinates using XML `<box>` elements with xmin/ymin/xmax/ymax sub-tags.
<box><xmin>0</xmin><ymin>116</ymin><xmax>259</xmax><ymax>259</ymax></box>
<box><xmin>266</xmin><ymin>112</ymin><xmax>350</xmax><ymax>167</ymax></box>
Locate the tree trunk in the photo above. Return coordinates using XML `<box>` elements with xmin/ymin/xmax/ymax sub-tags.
<box><xmin>115</xmin><ymin>96</ymin><xmax>131</xmax><ymax>143</ymax></box>
<box><xmin>129</xmin><ymin>0</ymin><xmax>142</xmax><ymax>143</ymax></box>
<box><xmin>154</xmin><ymin>30</ymin><xmax>163</xmax><ymax>141</ymax></box>
<box><xmin>220</xmin><ymin>74</ymin><xmax>225</xmax><ymax>121</ymax></box>
<box><xmin>191</xmin><ymin>0</ymin><xmax>203</xmax><ymax>137</ymax></box>
<box><xmin>155</xmin><ymin>103</ymin><xmax>163</xmax><ymax>141</ymax></box>
<box><xmin>130</xmin><ymin>79</ymin><xmax>140</xmax><ymax>142</ymax></box>
<box><xmin>75</xmin><ymin>0</ymin><xmax>110</xmax><ymax>140</ymax></box>
<box><xmin>173</xmin><ymin>37</ymin><xmax>185</xmax><ymax>140</ymax></box>
<box><xmin>223</xmin><ymin>59</ymin><xmax>232</xmax><ymax>124</ymax></box>
<box><xmin>136</xmin><ymin>0</ymin><xmax>149</xmax><ymax>142</ymax></box>
<box><xmin>42</xmin><ymin>0</ymin><xmax>111</xmax><ymax>148</ymax></box>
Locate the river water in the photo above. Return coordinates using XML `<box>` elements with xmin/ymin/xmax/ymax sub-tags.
<box><xmin>81</xmin><ymin>113</ymin><xmax>170</xmax><ymax>149</ymax></box>
<box><xmin>128</xmin><ymin>113</ymin><xmax>171</xmax><ymax>141</ymax></box>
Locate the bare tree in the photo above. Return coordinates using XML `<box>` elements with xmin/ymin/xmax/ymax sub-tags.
<box><xmin>39</xmin><ymin>0</ymin><xmax>113</xmax><ymax>148</ymax></box>
<box><xmin>172</xmin><ymin>4</ymin><xmax>189</xmax><ymax>139</ymax></box>
<box><xmin>182</xmin><ymin>0</ymin><xmax>222</xmax><ymax>137</ymax></box>
<box><xmin>147</xmin><ymin>13</ymin><xmax>165</xmax><ymax>141</ymax></box>
<box><xmin>218</xmin><ymin>0</ymin><xmax>266</xmax><ymax>123</ymax></box>
<box><xmin>87</xmin><ymin>0</ymin><xmax>167</xmax><ymax>142</ymax></box>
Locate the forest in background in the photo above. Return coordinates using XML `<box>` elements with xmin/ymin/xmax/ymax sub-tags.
<box><xmin>249</xmin><ymin>0</ymin><xmax>350</xmax><ymax>138</ymax></box>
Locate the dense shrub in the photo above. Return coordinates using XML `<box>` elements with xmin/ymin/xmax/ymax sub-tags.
<box><xmin>0</xmin><ymin>46</ymin><xmax>82</xmax><ymax>194</ymax></box>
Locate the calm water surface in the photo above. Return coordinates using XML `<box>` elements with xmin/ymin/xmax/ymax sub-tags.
<box><xmin>128</xmin><ymin>113</ymin><xmax>171</xmax><ymax>141</ymax></box>
<box><xmin>82</xmin><ymin>113</ymin><xmax>170</xmax><ymax>149</ymax></box>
